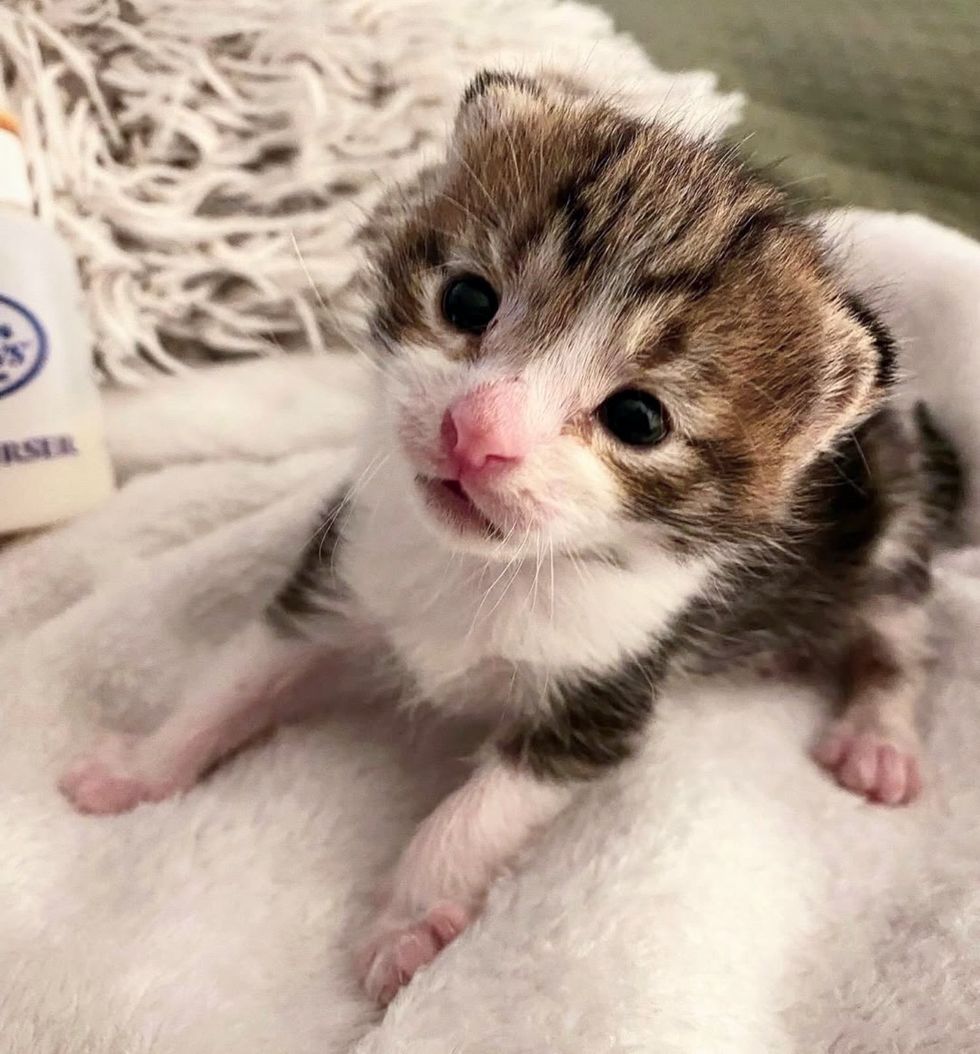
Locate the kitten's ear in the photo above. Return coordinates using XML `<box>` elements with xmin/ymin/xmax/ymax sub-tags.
<box><xmin>841</xmin><ymin>293</ymin><xmax>898</xmax><ymax>392</ymax></box>
<box><xmin>455</xmin><ymin>68</ymin><xmax>585</xmax><ymax>136</ymax></box>
<box><xmin>796</xmin><ymin>298</ymin><xmax>884</xmax><ymax>462</ymax></box>
<box><xmin>459</xmin><ymin>70</ymin><xmax>545</xmax><ymax>109</ymax></box>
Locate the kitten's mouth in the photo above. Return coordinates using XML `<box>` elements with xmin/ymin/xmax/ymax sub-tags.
<box><xmin>417</xmin><ymin>476</ymin><xmax>504</xmax><ymax>539</ymax></box>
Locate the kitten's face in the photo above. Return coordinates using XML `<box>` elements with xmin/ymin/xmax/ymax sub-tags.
<box><xmin>369</xmin><ymin>72</ymin><xmax>882</xmax><ymax>561</ymax></box>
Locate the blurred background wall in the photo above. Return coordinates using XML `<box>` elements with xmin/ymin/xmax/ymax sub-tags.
<box><xmin>600</xmin><ymin>0</ymin><xmax>979</xmax><ymax>235</ymax></box>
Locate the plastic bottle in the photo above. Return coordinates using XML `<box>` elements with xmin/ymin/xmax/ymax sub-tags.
<box><xmin>0</xmin><ymin>111</ymin><xmax>114</xmax><ymax>533</ymax></box>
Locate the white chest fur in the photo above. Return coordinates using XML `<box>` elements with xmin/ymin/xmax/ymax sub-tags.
<box><xmin>341</xmin><ymin>464</ymin><xmax>711</xmax><ymax>706</ymax></box>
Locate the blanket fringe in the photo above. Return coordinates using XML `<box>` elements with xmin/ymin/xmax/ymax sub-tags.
<box><xmin>0</xmin><ymin>0</ymin><xmax>739</xmax><ymax>383</ymax></box>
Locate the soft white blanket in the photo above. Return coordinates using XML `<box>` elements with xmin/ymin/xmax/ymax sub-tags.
<box><xmin>1</xmin><ymin>209</ymin><xmax>978</xmax><ymax>1054</ymax></box>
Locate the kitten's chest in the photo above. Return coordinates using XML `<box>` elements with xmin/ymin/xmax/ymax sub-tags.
<box><xmin>341</xmin><ymin>508</ymin><xmax>711</xmax><ymax>706</ymax></box>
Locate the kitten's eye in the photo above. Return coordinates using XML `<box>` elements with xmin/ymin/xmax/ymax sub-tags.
<box><xmin>598</xmin><ymin>389</ymin><xmax>669</xmax><ymax>447</ymax></box>
<box><xmin>441</xmin><ymin>275</ymin><xmax>499</xmax><ymax>334</ymax></box>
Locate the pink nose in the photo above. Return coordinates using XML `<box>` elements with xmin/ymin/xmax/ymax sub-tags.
<box><xmin>441</xmin><ymin>379</ymin><xmax>532</xmax><ymax>477</ymax></box>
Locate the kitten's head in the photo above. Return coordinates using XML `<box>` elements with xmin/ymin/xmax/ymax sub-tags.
<box><xmin>367</xmin><ymin>71</ymin><xmax>888</xmax><ymax>560</ymax></box>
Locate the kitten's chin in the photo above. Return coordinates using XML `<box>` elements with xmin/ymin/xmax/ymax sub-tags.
<box><xmin>413</xmin><ymin>476</ymin><xmax>532</xmax><ymax>557</ymax></box>
<box><xmin>418</xmin><ymin>475</ymin><xmax>498</xmax><ymax>533</ymax></box>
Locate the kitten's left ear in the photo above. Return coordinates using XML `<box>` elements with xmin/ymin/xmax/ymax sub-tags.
<box><xmin>798</xmin><ymin>295</ymin><xmax>885</xmax><ymax>461</ymax></box>
<box><xmin>841</xmin><ymin>293</ymin><xmax>898</xmax><ymax>391</ymax></box>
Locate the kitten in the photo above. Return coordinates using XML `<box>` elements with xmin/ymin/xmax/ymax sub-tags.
<box><xmin>59</xmin><ymin>70</ymin><xmax>962</xmax><ymax>1005</ymax></box>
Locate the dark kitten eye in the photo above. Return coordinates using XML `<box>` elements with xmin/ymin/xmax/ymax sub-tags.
<box><xmin>441</xmin><ymin>275</ymin><xmax>499</xmax><ymax>334</ymax></box>
<box><xmin>598</xmin><ymin>389</ymin><xmax>669</xmax><ymax>447</ymax></box>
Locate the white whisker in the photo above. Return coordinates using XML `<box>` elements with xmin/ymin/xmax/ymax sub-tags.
<box><xmin>317</xmin><ymin>453</ymin><xmax>390</xmax><ymax>566</ymax></box>
<box><xmin>464</xmin><ymin>527</ymin><xmax>520</xmax><ymax>641</ymax></box>
<box><xmin>290</xmin><ymin>232</ymin><xmax>384</xmax><ymax>376</ymax></box>
<box><xmin>481</xmin><ymin>526</ymin><xmax>533</xmax><ymax>623</ymax></box>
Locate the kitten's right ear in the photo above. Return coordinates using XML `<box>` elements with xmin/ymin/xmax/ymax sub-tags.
<box><xmin>455</xmin><ymin>70</ymin><xmax>545</xmax><ymax>138</ymax></box>
<box><xmin>455</xmin><ymin>68</ymin><xmax>585</xmax><ymax>137</ymax></box>
<box><xmin>460</xmin><ymin>70</ymin><xmax>544</xmax><ymax>108</ymax></box>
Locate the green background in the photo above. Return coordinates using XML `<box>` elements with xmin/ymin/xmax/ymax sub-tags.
<box><xmin>600</xmin><ymin>0</ymin><xmax>979</xmax><ymax>236</ymax></box>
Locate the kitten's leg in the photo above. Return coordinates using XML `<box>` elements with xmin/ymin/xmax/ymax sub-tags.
<box><xmin>359</xmin><ymin>613</ymin><xmax>664</xmax><ymax>1005</ymax></box>
<box><xmin>813</xmin><ymin>599</ymin><xmax>928</xmax><ymax>805</ymax></box>
<box><xmin>813</xmin><ymin>406</ymin><xmax>948</xmax><ymax>806</ymax></box>
<box><xmin>358</xmin><ymin>654</ymin><xmax>661</xmax><ymax>1005</ymax></box>
<box><xmin>60</xmin><ymin>502</ymin><xmax>354</xmax><ymax>814</ymax></box>
<box><xmin>59</xmin><ymin>619</ymin><xmax>327</xmax><ymax>814</ymax></box>
<box><xmin>357</xmin><ymin>757</ymin><xmax>573</xmax><ymax>1006</ymax></box>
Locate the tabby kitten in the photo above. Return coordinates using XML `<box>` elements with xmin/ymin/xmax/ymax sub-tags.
<box><xmin>60</xmin><ymin>70</ymin><xmax>961</xmax><ymax>1006</ymax></box>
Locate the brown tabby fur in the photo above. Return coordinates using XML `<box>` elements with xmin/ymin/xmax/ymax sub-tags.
<box><xmin>372</xmin><ymin>72</ymin><xmax>881</xmax><ymax>551</ymax></box>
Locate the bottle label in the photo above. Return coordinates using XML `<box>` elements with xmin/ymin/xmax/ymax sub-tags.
<box><xmin>0</xmin><ymin>293</ymin><xmax>47</xmax><ymax>399</ymax></box>
<box><xmin>0</xmin><ymin>432</ymin><xmax>79</xmax><ymax>467</ymax></box>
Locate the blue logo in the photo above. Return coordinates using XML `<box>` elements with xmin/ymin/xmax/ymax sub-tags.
<box><xmin>0</xmin><ymin>294</ymin><xmax>47</xmax><ymax>399</ymax></box>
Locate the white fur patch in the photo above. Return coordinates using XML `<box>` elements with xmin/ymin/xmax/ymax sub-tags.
<box><xmin>381</xmin><ymin>761</ymin><xmax>573</xmax><ymax>916</ymax></box>
<box><xmin>342</xmin><ymin>454</ymin><xmax>711</xmax><ymax>706</ymax></box>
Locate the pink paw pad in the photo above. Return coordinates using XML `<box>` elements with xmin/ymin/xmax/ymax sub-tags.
<box><xmin>358</xmin><ymin>902</ymin><xmax>470</xmax><ymax>1007</ymax></box>
<box><xmin>58</xmin><ymin>761</ymin><xmax>157</xmax><ymax>814</ymax></box>
<box><xmin>58</xmin><ymin>736</ymin><xmax>173</xmax><ymax>815</ymax></box>
<box><xmin>813</xmin><ymin>727</ymin><xmax>922</xmax><ymax>806</ymax></box>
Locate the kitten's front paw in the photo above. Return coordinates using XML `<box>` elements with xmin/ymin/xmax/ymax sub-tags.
<box><xmin>58</xmin><ymin>734</ymin><xmax>176</xmax><ymax>815</ymax></box>
<box><xmin>356</xmin><ymin>901</ymin><xmax>471</xmax><ymax>1006</ymax></box>
<box><xmin>813</xmin><ymin>714</ymin><xmax>922</xmax><ymax>806</ymax></box>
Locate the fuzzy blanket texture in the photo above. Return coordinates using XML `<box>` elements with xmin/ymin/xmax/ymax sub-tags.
<box><xmin>2</xmin><ymin>1</ymin><xmax>980</xmax><ymax>1052</ymax></box>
